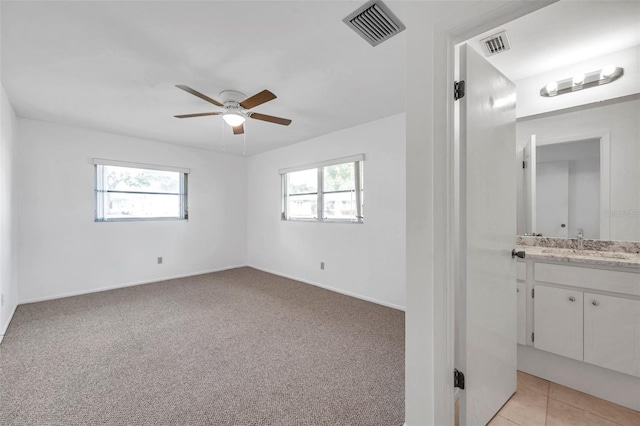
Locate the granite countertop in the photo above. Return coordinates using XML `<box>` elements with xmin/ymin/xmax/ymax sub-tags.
<box><xmin>516</xmin><ymin>236</ymin><xmax>640</xmax><ymax>269</ymax></box>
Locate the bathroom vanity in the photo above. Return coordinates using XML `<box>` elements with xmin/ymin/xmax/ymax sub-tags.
<box><xmin>515</xmin><ymin>236</ymin><xmax>640</xmax><ymax>411</ymax></box>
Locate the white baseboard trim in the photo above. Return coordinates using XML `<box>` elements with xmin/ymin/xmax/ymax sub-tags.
<box><xmin>247</xmin><ymin>264</ymin><xmax>406</xmax><ymax>311</ymax></box>
<box><xmin>18</xmin><ymin>265</ymin><xmax>248</xmax><ymax>305</ymax></box>
<box><xmin>0</xmin><ymin>303</ymin><xmax>19</xmax><ymax>344</ymax></box>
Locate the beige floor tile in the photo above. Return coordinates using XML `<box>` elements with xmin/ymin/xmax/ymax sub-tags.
<box><xmin>549</xmin><ymin>383</ymin><xmax>640</xmax><ymax>426</ymax></box>
<box><xmin>488</xmin><ymin>414</ymin><xmax>520</xmax><ymax>426</ymax></box>
<box><xmin>497</xmin><ymin>388</ymin><xmax>547</xmax><ymax>426</ymax></box>
<box><xmin>517</xmin><ymin>370</ymin><xmax>550</xmax><ymax>396</ymax></box>
<box><xmin>546</xmin><ymin>399</ymin><xmax>620</xmax><ymax>426</ymax></box>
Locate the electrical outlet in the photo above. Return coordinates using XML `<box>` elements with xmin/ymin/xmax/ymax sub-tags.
<box><xmin>157</xmin><ymin>257</ymin><xmax>163</xmax><ymax>264</ymax></box>
<box><xmin>320</xmin><ymin>262</ymin><xmax>325</xmax><ymax>270</ymax></box>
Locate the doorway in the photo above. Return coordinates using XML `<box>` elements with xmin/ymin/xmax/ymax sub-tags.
<box><xmin>449</xmin><ymin>1</ymin><xmax>639</xmax><ymax>424</ymax></box>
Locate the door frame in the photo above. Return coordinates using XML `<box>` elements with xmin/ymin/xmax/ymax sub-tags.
<box><xmin>404</xmin><ymin>1</ymin><xmax>557</xmax><ymax>425</ymax></box>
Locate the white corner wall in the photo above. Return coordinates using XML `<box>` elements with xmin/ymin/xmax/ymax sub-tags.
<box><xmin>17</xmin><ymin>119</ymin><xmax>247</xmax><ymax>303</ymax></box>
<box><xmin>516</xmin><ymin>97</ymin><xmax>640</xmax><ymax>241</ymax></box>
<box><xmin>1</xmin><ymin>84</ymin><xmax>19</xmax><ymax>337</ymax></box>
<box><xmin>246</xmin><ymin>113</ymin><xmax>406</xmax><ymax>310</ymax></box>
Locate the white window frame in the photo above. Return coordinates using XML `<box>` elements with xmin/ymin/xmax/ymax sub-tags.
<box><xmin>93</xmin><ymin>159</ymin><xmax>189</xmax><ymax>222</ymax></box>
<box><xmin>280</xmin><ymin>155</ymin><xmax>364</xmax><ymax>223</ymax></box>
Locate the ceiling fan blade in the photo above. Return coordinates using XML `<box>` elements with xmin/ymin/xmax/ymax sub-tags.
<box><xmin>250</xmin><ymin>112</ymin><xmax>292</xmax><ymax>126</ymax></box>
<box><xmin>232</xmin><ymin>123</ymin><xmax>245</xmax><ymax>135</ymax></box>
<box><xmin>175</xmin><ymin>85</ymin><xmax>224</xmax><ymax>107</ymax></box>
<box><xmin>239</xmin><ymin>90</ymin><xmax>277</xmax><ymax>110</ymax></box>
<box><xmin>174</xmin><ymin>112</ymin><xmax>222</xmax><ymax>118</ymax></box>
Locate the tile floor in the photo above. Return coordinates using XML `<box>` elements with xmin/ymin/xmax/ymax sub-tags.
<box><xmin>487</xmin><ymin>371</ymin><xmax>640</xmax><ymax>426</ymax></box>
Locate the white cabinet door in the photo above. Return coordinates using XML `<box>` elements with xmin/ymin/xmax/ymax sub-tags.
<box><xmin>584</xmin><ymin>293</ymin><xmax>640</xmax><ymax>377</ymax></box>
<box><xmin>534</xmin><ymin>285</ymin><xmax>583</xmax><ymax>361</ymax></box>
<box><xmin>517</xmin><ymin>282</ymin><xmax>526</xmax><ymax>345</ymax></box>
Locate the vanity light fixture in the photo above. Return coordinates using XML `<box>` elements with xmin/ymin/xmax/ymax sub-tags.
<box><xmin>540</xmin><ymin>65</ymin><xmax>624</xmax><ymax>97</ymax></box>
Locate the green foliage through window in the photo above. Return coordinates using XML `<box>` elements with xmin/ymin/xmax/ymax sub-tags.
<box><xmin>282</xmin><ymin>160</ymin><xmax>363</xmax><ymax>223</ymax></box>
<box><xmin>95</xmin><ymin>163</ymin><xmax>188</xmax><ymax>221</ymax></box>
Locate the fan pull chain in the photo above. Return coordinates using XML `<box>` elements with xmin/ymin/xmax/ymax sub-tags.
<box><xmin>243</xmin><ymin>124</ymin><xmax>246</xmax><ymax>156</ymax></box>
<box><xmin>221</xmin><ymin>119</ymin><xmax>226</xmax><ymax>152</ymax></box>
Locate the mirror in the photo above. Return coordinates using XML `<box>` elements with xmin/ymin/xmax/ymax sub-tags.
<box><xmin>517</xmin><ymin>96</ymin><xmax>640</xmax><ymax>242</ymax></box>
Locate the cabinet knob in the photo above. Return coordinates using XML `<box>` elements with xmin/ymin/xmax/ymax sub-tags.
<box><xmin>569</xmin><ymin>296</ymin><xmax>576</xmax><ymax>302</ymax></box>
<box><xmin>592</xmin><ymin>300</ymin><xmax>599</xmax><ymax>306</ymax></box>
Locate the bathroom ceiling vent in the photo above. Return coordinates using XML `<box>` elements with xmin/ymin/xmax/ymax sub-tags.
<box><xmin>480</xmin><ymin>31</ymin><xmax>511</xmax><ymax>56</ymax></box>
<box><xmin>343</xmin><ymin>0</ymin><xmax>405</xmax><ymax>47</ymax></box>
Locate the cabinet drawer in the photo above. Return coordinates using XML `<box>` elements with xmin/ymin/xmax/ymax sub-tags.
<box><xmin>534</xmin><ymin>263</ymin><xmax>640</xmax><ymax>296</ymax></box>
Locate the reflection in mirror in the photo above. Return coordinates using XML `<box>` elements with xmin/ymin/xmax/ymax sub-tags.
<box><xmin>517</xmin><ymin>97</ymin><xmax>639</xmax><ymax>242</ymax></box>
<box><xmin>536</xmin><ymin>140</ymin><xmax>600</xmax><ymax>239</ymax></box>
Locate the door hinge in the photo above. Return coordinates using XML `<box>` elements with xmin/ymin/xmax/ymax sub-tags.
<box><xmin>523</xmin><ymin>160</ymin><xmax>527</xmax><ymax>169</ymax></box>
<box><xmin>531</xmin><ymin>332</ymin><xmax>535</xmax><ymax>343</ymax></box>
<box><xmin>454</xmin><ymin>369</ymin><xmax>465</xmax><ymax>389</ymax></box>
<box><xmin>454</xmin><ymin>80</ymin><xmax>465</xmax><ymax>100</ymax></box>
<box><xmin>531</xmin><ymin>288</ymin><xmax>535</xmax><ymax>298</ymax></box>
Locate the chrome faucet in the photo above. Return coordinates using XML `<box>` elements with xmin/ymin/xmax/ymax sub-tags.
<box><xmin>577</xmin><ymin>229</ymin><xmax>584</xmax><ymax>250</ymax></box>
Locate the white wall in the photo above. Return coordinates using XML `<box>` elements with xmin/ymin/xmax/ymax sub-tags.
<box><xmin>0</xmin><ymin>84</ymin><xmax>19</xmax><ymax>338</ymax></box>
<box><xmin>246</xmin><ymin>113</ymin><xmax>406</xmax><ymax>310</ymax></box>
<box><xmin>515</xmin><ymin>46</ymin><xmax>640</xmax><ymax>118</ymax></box>
<box><xmin>17</xmin><ymin>119</ymin><xmax>247</xmax><ymax>303</ymax></box>
<box><xmin>516</xmin><ymin>97</ymin><xmax>640</xmax><ymax>241</ymax></box>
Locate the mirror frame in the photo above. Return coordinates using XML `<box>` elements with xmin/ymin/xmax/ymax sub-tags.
<box><xmin>525</xmin><ymin>131</ymin><xmax>611</xmax><ymax>240</ymax></box>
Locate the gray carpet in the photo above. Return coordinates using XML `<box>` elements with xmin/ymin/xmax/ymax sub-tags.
<box><xmin>0</xmin><ymin>267</ymin><xmax>404</xmax><ymax>425</ymax></box>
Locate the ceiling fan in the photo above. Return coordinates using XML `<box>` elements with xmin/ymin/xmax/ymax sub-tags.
<box><xmin>174</xmin><ymin>85</ymin><xmax>292</xmax><ymax>135</ymax></box>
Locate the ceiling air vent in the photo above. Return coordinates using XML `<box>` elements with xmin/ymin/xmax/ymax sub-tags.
<box><xmin>480</xmin><ymin>31</ymin><xmax>511</xmax><ymax>56</ymax></box>
<box><xmin>343</xmin><ymin>0</ymin><xmax>406</xmax><ymax>47</ymax></box>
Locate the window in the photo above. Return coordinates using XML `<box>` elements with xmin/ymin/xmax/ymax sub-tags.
<box><xmin>281</xmin><ymin>155</ymin><xmax>364</xmax><ymax>223</ymax></box>
<box><xmin>94</xmin><ymin>159</ymin><xmax>189</xmax><ymax>221</ymax></box>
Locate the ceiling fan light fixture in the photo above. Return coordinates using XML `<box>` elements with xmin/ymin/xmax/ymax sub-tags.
<box><xmin>222</xmin><ymin>112</ymin><xmax>246</xmax><ymax>127</ymax></box>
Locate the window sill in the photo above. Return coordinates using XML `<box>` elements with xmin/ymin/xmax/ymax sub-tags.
<box><xmin>95</xmin><ymin>217</ymin><xmax>188</xmax><ymax>223</ymax></box>
<box><xmin>282</xmin><ymin>218</ymin><xmax>363</xmax><ymax>224</ymax></box>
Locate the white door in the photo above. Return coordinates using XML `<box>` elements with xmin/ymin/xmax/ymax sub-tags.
<box><xmin>536</xmin><ymin>161</ymin><xmax>569</xmax><ymax>238</ymax></box>
<box><xmin>457</xmin><ymin>44</ymin><xmax>517</xmax><ymax>426</ymax></box>
<box><xmin>524</xmin><ymin>135</ymin><xmax>536</xmax><ymax>234</ymax></box>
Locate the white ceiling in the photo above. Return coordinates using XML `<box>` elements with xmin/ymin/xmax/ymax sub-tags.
<box><xmin>1</xmin><ymin>1</ymin><xmax>407</xmax><ymax>156</ymax></box>
<box><xmin>2</xmin><ymin>1</ymin><xmax>639</xmax><ymax>156</ymax></box>
<box><xmin>468</xmin><ymin>1</ymin><xmax>640</xmax><ymax>81</ymax></box>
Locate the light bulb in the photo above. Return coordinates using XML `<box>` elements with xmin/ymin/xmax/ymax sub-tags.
<box><xmin>545</xmin><ymin>81</ymin><xmax>558</xmax><ymax>94</ymax></box>
<box><xmin>222</xmin><ymin>112</ymin><xmax>246</xmax><ymax>127</ymax></box>
<box><xmin>572</xmin><ymin>73</ymin><xmax>585</xmax><ymax>86</ymax></box>
<box><xmin>601</xmin><ymin>65</ymin><xmax>616</xmax><ymax>79</ymax></box>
